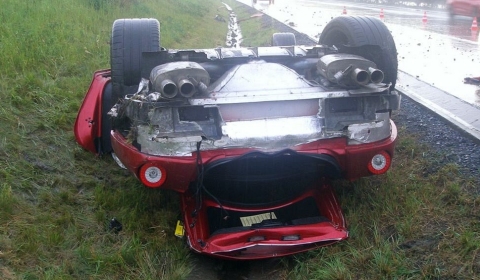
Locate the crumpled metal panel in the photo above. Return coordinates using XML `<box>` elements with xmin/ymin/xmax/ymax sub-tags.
<box><xmin>347</xmin><ymin>112</ymin><xmax>391</xmax><ymax>144</ymax></box>
<box><xmin>135</xmin><ymin>115</ymin><xmax>325</xmax><ymax>156</ymax></box>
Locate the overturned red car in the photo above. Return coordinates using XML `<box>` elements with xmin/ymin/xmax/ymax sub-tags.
<box><xmin>75</xmin><ymin>16</ymin><xmax>399</xmax><ymax>260</ymax></box>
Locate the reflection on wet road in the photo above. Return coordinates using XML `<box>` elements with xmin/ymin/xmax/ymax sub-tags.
<box><xmin>239</xmin><ymin>0</ymin><xmax>480</xmax><ymax>108</ymax></box>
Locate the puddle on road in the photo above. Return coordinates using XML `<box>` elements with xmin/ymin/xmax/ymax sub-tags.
<box><xmin>391</xmin><ymin>24</ymin><xmax>480</xmax><ymax>107</ymax></box>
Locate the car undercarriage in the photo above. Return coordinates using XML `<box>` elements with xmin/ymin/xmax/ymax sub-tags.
<box><xmin>75</xmin><ymin>15</ymin><xmax>400</xmax><ymax>259</ymax></box>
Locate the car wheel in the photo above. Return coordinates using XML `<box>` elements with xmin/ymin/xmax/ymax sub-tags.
<box><xmin>319</xmin><ymin>16</ymin><xmax>398</xmax><ymax>89</ymax></box>
<box><xmin>110</xmin><ymin>18</ymin><xmax>160</xmax><ymax>101</ymax></box>
<box><xmin>271</xmin><ymin>32</ymin><xmax>296</xmax><ymax>46</ymax></box>
<box><xmin>100</xmin><ymin>82</ymin><xmax>113</xmax><ymax>154</ymax></box>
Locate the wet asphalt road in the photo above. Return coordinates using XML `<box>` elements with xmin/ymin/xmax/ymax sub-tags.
<box><xmin>242</xmin><ymin>0</ymin><xmax>480</xmax><ymax>107</ymax></box>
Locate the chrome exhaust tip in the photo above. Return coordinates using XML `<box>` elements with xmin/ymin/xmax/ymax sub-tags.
<box><xmin>352</xmin><ymin>68</ymin><xmax>369</xmax><ymax>85</ymax></box>
<box><xmin>368</xmin><ymin>67</ymin><xmax>384</xmax><ymax>84</ymax></box>
<box><xmin>160</xmin><ymin>79</ymin><xmax>178</xmax><ymax>99</ymax></box>
<box><xmin>178</xmin><ymin>79</ymin><xmax>196</xmax><ymax>98</ymax></box>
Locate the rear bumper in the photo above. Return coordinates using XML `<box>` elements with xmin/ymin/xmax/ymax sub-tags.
<box><xmin>110</xmin><ymin>121</ymin><xmax>397</xmax><ymax>192</ymax></box>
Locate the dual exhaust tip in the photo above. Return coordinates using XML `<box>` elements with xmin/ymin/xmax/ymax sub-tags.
<box><xmin>150</xmin><ymin>61</ymin><xmax>210</xmax><ymax>99</ymax></box>
<box><xmin>334</xmin><ymin>66</ymin><xmax>384</xmax><ymax>86</ymax></box>
<box><xmin>159</xmin><ymin>78</ymin><xmax>196</xmax><ymax>99</ymax></box>
<box><xmin>318</xmin><ymin>54</ymin><xmax>385</xmax><ymax>87</ymax></box>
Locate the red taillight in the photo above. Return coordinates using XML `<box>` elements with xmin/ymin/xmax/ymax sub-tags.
<box><xmin>367</xmin><ymin>151</ymin><xmax>391</xmax><ymax>175</ymax></box>
<box><xmin>139</xmin><ymin>163</ymin><xmax>167</xmax><ymax>188</ymax></box>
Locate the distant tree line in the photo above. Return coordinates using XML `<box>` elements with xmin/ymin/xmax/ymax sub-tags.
<box><xmin>350</xmin><ymin>0</ymin><xmax>445</xmax><ymax>8</ymax></box>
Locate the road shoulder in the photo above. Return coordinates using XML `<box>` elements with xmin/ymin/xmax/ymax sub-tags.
<box><xmin>397</xmin><ymin>70</ymin><xmax>480</xmax><ymax>144</ymax></box>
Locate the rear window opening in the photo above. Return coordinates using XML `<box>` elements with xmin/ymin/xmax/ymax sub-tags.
<box><xmin>202</xmin><ymin>149</ymin><xmax>341</xmax><ymax>207</ymax></box>
<box><xmin>207</xmin><ymin>197</ymin><xmax>330</xmax><ymax>236</ymax></box>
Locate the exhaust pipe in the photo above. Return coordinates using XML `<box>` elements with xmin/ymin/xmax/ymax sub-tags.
<box><xmin>150</xmin><ymin>62</ymin><xmax>210</xmax><ymax>99</ymax></box>
<box><xmin>159</xmin><ymin>79</ymin><xmax>178</xmax><ymax>99</ymax></box>
<box><xmin>351</xmin><ymin>68</ymin><xmax>370</xmax><ymax>86</ymax></box>
<box><xmin>318</xmin><ymin>54</ymin><xmax>386</xmax><ymax>87</ymax></box>
<box><xmin>368</xmin><ymin>67</ymin><xmax>384</xmax><ymax>84</ymax></box>
<box><xmin>178</xmin><ymin>79</ymin><xmax>196</xmax><ymax>98</ymax></box>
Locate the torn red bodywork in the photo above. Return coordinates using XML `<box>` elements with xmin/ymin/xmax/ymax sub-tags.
<box><xmin>74</xmin><ymin>69</ymin><xmax>398</xmax><ymax>259</ymax></box>
<box><xmin>75</xmin><ymin>15</ymin><xmax>400</xmax><ymax>260</ymax></box>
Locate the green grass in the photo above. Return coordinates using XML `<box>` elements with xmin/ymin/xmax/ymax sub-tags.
<box><xmin>1</xmin><ymin>0</ymin><xmax>480</xmax><ymax>279</ymax></box>
<box><xmin>287</xmin><ymin>131</ymin><xmax>480</xmax><ymax>279</ymax></box>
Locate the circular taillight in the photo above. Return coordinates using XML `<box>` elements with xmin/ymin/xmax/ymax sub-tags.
<box><xmin>139</xmin><ymin>163</ymin><xmax>167</xmax><ymax>188</ymax></box>
<box><xmin>367</xmin><ymin>151</ymin><xmax>391</xmax><ymax>175</ymax></box>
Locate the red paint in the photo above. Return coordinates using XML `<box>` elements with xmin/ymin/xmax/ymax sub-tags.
<box><xmin>74</xmin><ymin>70</ymin><xmax>111</xmax><ymax>154</ymax></box>
<box><xmin>108</xmin><ymin>124</ymin><xmax>397</xmax><ymax>192</ymax></box>
<box><xmin>447</xmin><ymin>0</ymin><xmax>480</xmax><ymax>18</ymax></box>
<box><xmin>182</xmin><ymin>183</ymin><xmax>348</xmax><ymax>260</ymax></box>
<box><xmin>75</xmin><ymin>69</ymin><xmax>398</xmax><ymax>259</ymax></box>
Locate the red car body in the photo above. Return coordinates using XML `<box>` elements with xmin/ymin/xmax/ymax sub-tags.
<box><xmin>447</xmin><ymin>0</ymin><xmax>480</xmax><ymax>17</ymax></box>
<box><xmin>75</xmin><ymin>67</ymin><xmax>398</xmax><ymax>259</ymax></box>
<box><xmin>75</xmin><ymin>16</ymin><xmax>400</xmax><ymax>260</ymax></box>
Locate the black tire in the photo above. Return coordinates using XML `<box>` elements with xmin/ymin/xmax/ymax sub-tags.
<box><xmin>319</xmin><ymin>16</ymin><xmax>398</xmax><ymax>89</ymax></box>
<box><xmin>271</xmin><ymin>32</ymin><xmax>296</xmax><ymax>46</ymax></box>
<box><xmin>110</xmin><ymin>18</ymin><xmax>160</xmax><ymax>100</ymax></box>
<box><xmin>100</xmin><ymin>82</ymin><xmax>113</xmax><ymax>154</ymax></box>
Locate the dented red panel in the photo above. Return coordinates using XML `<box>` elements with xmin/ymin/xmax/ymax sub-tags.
<box><xmin>74</xmin><ymin>70</ymin><xmax>111</xmax><ymax>154</ymax></box>
<box><xmin>109</xmin><ymin>124</ymin><xmax>397</xmax><ymax>192</ymax></box>
<box><xmin>181</xmin><ymin>184</ymin><xmax>348</xmax><ymax>260</ymax></box>
<box><xmin>73</xmin><ymin>14</ymin><xmax>403</xmax><ymax>260</ymax></box>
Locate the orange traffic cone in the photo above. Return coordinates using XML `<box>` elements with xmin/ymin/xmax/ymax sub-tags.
<box><xmin>472</xmin><ymin>29</ymin><xmax>478</xmax><ymax>41</ymax></box>
<box><xmin>422</xmin><ymin>11</ymin><xmax>427</xmax><ymax>23</ymax></box>
<box><xmin>380</xmin><ymin>8</ymin><xmax>384</xmax><ymax>20</ymax></box>
<box><xmin>342</xmin><ymin>6</ymin><xmax>347</xmax><ymax>15</ymax></box>
<box><xmin>471</xmin><ymin>17</ymin><xmax>478</xmax><ymax>31</ymax></box>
